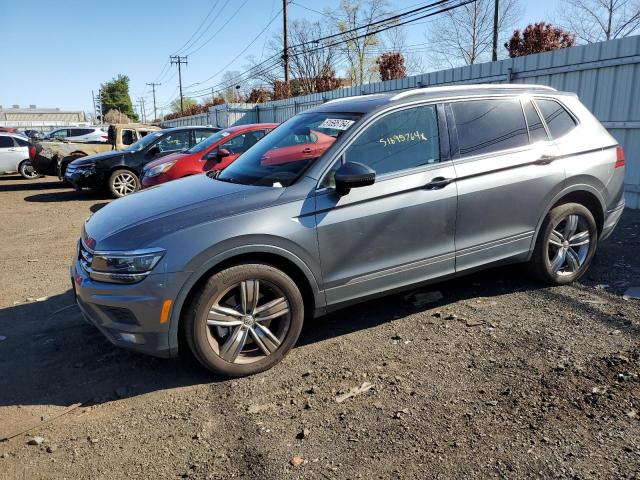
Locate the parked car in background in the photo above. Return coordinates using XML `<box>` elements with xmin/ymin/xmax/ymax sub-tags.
<box><xmin>0</xmin><ymin>133</ymin><xmax>38</xmax><ymax>179</ymax></box>
<box><xmin>65</xmin><ymin>126</ymin><xmax>220</xmax><ymax>197</ymax></box>
<box><xmin>23</xmin><ymin>129</ymin><xmax>45</xmax><ymax>140</ymax></box>
<box><xmin>141</xmin><ymin>123</ymin><xmax>276</xmax><ymax>188</ymax></box>
<box><xmin>44</xmin><ymin>127</ymin><xmax>108</xmax><ymax>143</ymax></box>
<box><xmin>31</xmin><ymin>123</ymin><xmax>161</xmax><ymax>179</ymax></box>
<box><xmin>71</xmin><ymin>84</ymin><xmax>625</xmax><ymax>377</ymax></box>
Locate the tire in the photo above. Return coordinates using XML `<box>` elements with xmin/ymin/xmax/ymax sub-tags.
<box><xmin>108</xmin><ymin>169</ymin><xmax>140</xmax><ymax>198</ymax></box>
<box><xmin>18</xmin><ymin>160</ymin><xmax>39</xmax><ymax>180</ymax></box>
<box><xmin>184</xmin><ymin>264</ymin><xmax>305</xmax><ymax>377</ymax></box>
<box><xmin>530</xmin><ymin>202</ymin><xmax>598</xmax><ymax>285</ymax></box>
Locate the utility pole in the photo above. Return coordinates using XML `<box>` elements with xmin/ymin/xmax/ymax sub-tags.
<box><xmin>282</xmin><ymin>0</ymin><xmax>289</xmax><ymax>84</ymax></box>
<box><xmin>146</xmin><ymin>82</ymin><xmax>161</xmax><ymax>121</ymax></box>
<box><xmin>170</xmin><ymin>55</ymin><xmax>188</xmax><ymax>114</ymax></box>
<box><xmin>92</xmin><ymin>90</ymin><xmax>97</xmax><ymax>124</ymax></box>
<box><xmin>137</xmin><ymin>98</ymin><xmax>146</xmax><ymax>123</ymax></box>
<box><xmin>492</xmin><ymin>0</ymin><xmax>499</xmax><ymax>62</ymax></box>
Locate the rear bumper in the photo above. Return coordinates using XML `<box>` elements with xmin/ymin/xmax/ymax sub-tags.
<box><xmin>600</xmin><ymin>201</ymin><xmax>625</xmax><ymax>241</ymax></box>
<box><xmin>70</xmin><ymin>259</ymin><xmax>187</xmax><ymax>358</ymax></box>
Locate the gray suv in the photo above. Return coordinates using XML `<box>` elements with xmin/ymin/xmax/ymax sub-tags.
<box><xmin>71</xmin><ymin>84</ymin><xmax>625</xmax><ymax>376</ymax></box>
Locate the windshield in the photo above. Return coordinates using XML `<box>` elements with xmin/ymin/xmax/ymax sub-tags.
<box><xmin>217</xmin><ymin>112</ymin><xmax>361</xmax><ymax>187</ymax></box>
<box><xmin>126</xmin><ymin>131</ymin><xmax>163</xmax><ymax>152</ymax></box>
<box><xmin>187</xmin><ymin>129</ymin><xmax>234</xmax><ymax>154</ymax></box>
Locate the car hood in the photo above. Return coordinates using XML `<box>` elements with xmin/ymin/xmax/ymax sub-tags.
<box><xmin>70</xmin><ymin>150</ymin><xmax>126</xmax><ymax>165</ymax></box>
<box><xmin>144</xmin><ymin>151</ymin><xmax>189</xmax><ymax>170</ymax></box>
<box><xmin>83</xmin><ymin>174</ymin><xmax>285</xmax><ymax>251</ymax></box>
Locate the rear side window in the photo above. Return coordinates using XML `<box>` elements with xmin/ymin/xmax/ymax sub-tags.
<box><xmin>344</xmin><ymin>105</ymin><xmax>440</xmax><ymax>176</ymax></box>
<box><xmin>14</xmin><ymin>137</ymin><xmax>29</xmax><ymax>146</ymax></box>
<box><xmin>451</xmin><ymin>99</ymin><xmax>528</xmax><ymax>157</ymax></box>
<box><xmin>535</xmin><ymin>99</ymin><xmax>576</xmax><ymax>139</ymax></box>
<box><xmin>523</xmin><ymin>100</ymin><xmax>549</xmax><ymax>143</ymax></box>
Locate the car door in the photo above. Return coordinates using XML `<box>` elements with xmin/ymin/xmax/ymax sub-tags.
<box><xmin>0</xmin><ymin>136</ymin><xmax>19</xmax><ymax>172</ymax></box>
<box><xmin>449</xmin><ymin>97</ymin><xmax>563</xmax><ymax>272</ymax></box>
<box><xmin>314</xmin><ymin>104</ymin><xmax>458</xmax><ymax>305</ymax></box>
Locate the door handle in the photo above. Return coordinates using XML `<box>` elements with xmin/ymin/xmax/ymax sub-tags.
<box><xmin>533</xmin><ymin>154</ymin><xmax>557</xmax><ymax>165</ymax></box>
<box><xmin>424</xmin><ymin>177</ymin><xmax>453</xmax><ymax>190</ymax></box>
<box><xmin>302</xmin><ymin>147</ymin><xmax>313</xmax><ymax>154</ymax></box>
<box><xmin>7</xmin><ymin>148</ymin><xmax>18</xmax><ymax>152</ymax></box>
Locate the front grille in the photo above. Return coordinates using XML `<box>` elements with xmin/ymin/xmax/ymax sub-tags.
<box><xmin>78</xmin><ymin>241</ymin><xmax>93</xmax><ymax>273</ymax></box>
<box><xmin>65</xmin><ymin>165</ymin><xmax>78</xmax><ymax>176</ymax></box>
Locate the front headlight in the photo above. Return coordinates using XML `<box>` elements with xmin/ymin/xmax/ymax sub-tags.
<box><xmin>144</xmin><ymin>160</ymin><xmax>176</xmax><ymax>177</ymax></box>
<box><xmin>83</xmin><ymin>247</ymin><xmax>165</xmax><ymax>284</ymax></box>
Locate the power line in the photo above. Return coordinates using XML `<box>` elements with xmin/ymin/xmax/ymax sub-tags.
<box><xmin>173</xmin><ymin>0</ymin><xmax>222</xmax><ymax>55</ymax></box>
<box><xmin>184</xmin><ymin>0</ymin><xmax>249</xmax><ymax>56</ymax></box>
<box><xmin>167</xmin><ymin>0</ymin><xmax>475</xmax><ymax>107</ymax></box>
<box><xmin>183</xmin><ymin>7</ymin><xmax>283</xmax><ymax>91</ymax></box>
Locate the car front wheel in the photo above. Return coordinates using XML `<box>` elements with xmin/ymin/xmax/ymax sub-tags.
<box><xmin>184</xmin><ymin>264</ymin><xmax>305</xmax><ymax>376</ymax></box>
<box><xmin>108</xmin><ymin>169</ymin><xmax>140</xmax><ymax>198</ymax></box>
<box><xmin>531</xmin><ymin>202</ymin><xmax>598</xmax><ymax>285</ymax></box>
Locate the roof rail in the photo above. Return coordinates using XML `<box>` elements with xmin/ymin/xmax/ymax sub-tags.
<box><xmin>389</xmin><ymin>83</ymin><xmax>556</xmax><ymax>101</ymax></box>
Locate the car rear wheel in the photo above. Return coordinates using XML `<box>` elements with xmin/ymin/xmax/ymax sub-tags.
<box><xmin>18</xmin><ymin>160</ymin><xmax>39</xmax><ymax>179</ymax></box>
<box><xmin>184</xmin><ymin>264</ymin><xmax>305</xmax><ymax>376</ymax></box>
<box><xmin>108</xmin><ymin>169</ymin><xmax>140</xmax><ymax>198</ymax></box>
<box><xmin>530</xmin><ymin>203</ymin><xmax>598</xmax><ymax>285</ymax></box>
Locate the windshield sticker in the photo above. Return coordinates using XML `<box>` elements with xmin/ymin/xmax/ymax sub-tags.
<box><xmin>379</xmin><ymin>130</ymin><xmax>428</xmax><ymax>147</ymax></box>
<box><xmin>221</xmin><ymin>132</ymin><xmax>230</xmax><ymax>137</ymax></box>
<box><xmin>318</xmin><ymin>118</ymin><xmax>356</xmax><ymax>130</ymax></box>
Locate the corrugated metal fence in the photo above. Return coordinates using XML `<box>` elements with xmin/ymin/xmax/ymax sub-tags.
<box><xmin>162</xmin><ymin>35</ymin><xmax>640</xmax><ymax>208</ymax></box>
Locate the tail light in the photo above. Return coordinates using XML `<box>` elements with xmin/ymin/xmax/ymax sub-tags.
<box><xmin>615</xmin><ymin>146</ymin><xmax>625</xmax><ymax>168</ymax></box>
<box><xmin>102</xmin><ymin>135</ymin><xmax>109</xmax><ymax>140</ymax></box>
<box><xmin>28</xmin><ymin>145</ymin><xmax>36</xmax><ymax>160</ymax></box>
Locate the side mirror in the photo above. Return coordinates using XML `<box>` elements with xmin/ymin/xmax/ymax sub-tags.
<box><xmin>334</xmin><ymin>161</ymin><xmax>375</xmax><ymax>195</ymax></box>
<box><xmin>216</xmin><ymin>148</ymin><xmax>231</xmax><ymax>162</ymax></box>
<box><xmin>147</xmin><ymin>145</ymin><xmax>160</xmax><ymax>157</ymax></box>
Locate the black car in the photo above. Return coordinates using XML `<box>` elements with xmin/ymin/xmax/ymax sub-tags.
<box><xmin>64</xmin><ymin>126</ymin><xmax>220</xmax><ymax>198</ymax></box>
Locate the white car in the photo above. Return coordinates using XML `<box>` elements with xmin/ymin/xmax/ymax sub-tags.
<box><xmin>0</xmin><ymin>133</ymin><xmax>38</xmax><ymax>179</ymax></box>
<box><xmin>45</xmin><ymin>127</ymin><xmax>108</xmax><ymax>142</ymax></box>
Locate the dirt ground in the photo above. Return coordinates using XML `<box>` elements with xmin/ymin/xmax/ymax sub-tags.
<box><xmin>0</xmin><ymin>175</ymin><xmax>638</xmax><ymax>479</ymax></box>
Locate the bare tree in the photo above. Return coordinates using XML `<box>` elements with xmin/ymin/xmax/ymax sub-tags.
<box><xmin>426</xmin><ymin>0</ymin><xmax>523</xmax><ymax>68</ymax></box>
<box><xmin>559</xmin><ymin>0</ymin><xmax>640</xmax><ymax>43</ymax></box>
<box><xmin>381</xmin><ymin>26</ymin><xmax>425</xmax><ymax>76</ymax></box>
<box><xmin>271</xmin><ymin>19</ymin><xmax>340</xmax><ymax>95</ymax></box>
<box><xmin>326</xmin><ymin>0</ymin><xmax>389</xmax><ymax>85</ymax></box>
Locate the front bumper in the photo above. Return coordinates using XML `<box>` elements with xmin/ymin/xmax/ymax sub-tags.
<box><xmin>65</xmin><ymin>167</ymin><xmax>101</xmax><ymax>189</ymax></box>
<box><xmin>140</xmin><ymin>173</ymin><xmax>167</xmax><ymax>188</ymax></box>
<box><xmin>600</xmin><ymin>200</ymin><xmax>625</xmax><ymax>241</ymax></box>
<box><xmin>70</xmin><ymin>258</ymin><xmax>186</xmax><ymax>358</ymax></box>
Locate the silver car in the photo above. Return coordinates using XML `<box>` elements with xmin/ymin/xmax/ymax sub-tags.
<box><xmin>71</xmin><ymin>84</ymin><xmax>625</xmax><ymax>376</ymax></box>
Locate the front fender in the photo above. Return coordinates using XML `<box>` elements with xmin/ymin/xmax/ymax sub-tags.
<box><xmin>166</xmin><ymin>243</ymin><xmax>325</xmax><ymax>356</ymax></box>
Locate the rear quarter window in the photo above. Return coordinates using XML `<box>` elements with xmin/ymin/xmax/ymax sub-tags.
<box><xmin>535</xmin><ymin>98</ymin><xmax>577</xmax><ymax>139</ymax></box>
<box><xmin>451</xmin><ymin>98</ymin><xmax>529</xmax><ymax>158</ymax></box>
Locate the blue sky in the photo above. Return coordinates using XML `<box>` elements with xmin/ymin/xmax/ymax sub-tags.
<box><xmin>1</xmin><ymin>0</ymin><xmax>558</xmax><ymax>114</ymax></box>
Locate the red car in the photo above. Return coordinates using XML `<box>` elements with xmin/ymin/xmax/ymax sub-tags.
<box><xmin>141</xmin><ymin>123</ymin><xmax>277</xmax><ymax>188</ymax></box>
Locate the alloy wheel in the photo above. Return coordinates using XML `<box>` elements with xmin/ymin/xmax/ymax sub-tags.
<box><xmin>20</xmin><ymin>161</ymin><xmax>38</xmax><ymax>179</ymax></box>
<box><xmin>112</xmin><ymin>172</ymin><xmax>138</xmax><ymax>196</ymax></box>
<box><xmin>546</xmin><ymin>213</ymin><xmax>591</xmax><ymax>276</ymax></box>
<box><xmin>206</xmin><ymin>279</ymin><xmax>291</xmax><ymax>364</ymax></box>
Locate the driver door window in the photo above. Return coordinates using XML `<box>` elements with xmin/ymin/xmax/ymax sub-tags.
<box><xmin>156</xmin><ymin>131</ymin><xmax>191</xmax><ymax>152</ymax></box>
<box><xmin>344</xmin><ymin>105</ymin><xmax>440</xmax><ymax>176</ymax></box>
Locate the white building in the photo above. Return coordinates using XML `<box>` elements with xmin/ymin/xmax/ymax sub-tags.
<box><xmin>0</xmin><ymin>105</ymin><xmax>88</xmax><ymax>128</ymax></box>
